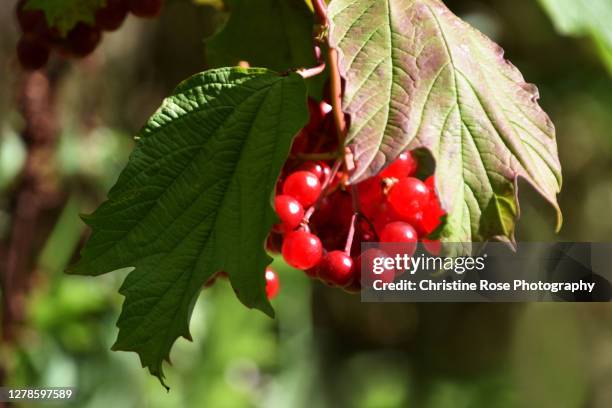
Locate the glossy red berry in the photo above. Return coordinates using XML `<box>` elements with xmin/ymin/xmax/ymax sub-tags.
<box><xmin>387</xmin><ymin>177</ymin><xmax>430</xmax><ymax>218</ymax></box>
<box><xmin>319</xmin><ymin>251</ymin><xmax>354</xmax><ymax>287</ymax></box>
<box><xmin>265</xmin><ymin>268</ymin><xmax>280</xmax><ymax>299</ymax></box>
<box><xmin>282</xmin><ymin>171</ymin><xmax>321</xmax><ymax>207</ymax></box>
<box><xmin>380</xmin><ymin>221</ymin><xmax>418</xmax><ymax>256</ymax></box>
<box><xmin>129</xmin><ymin>0</ymin><xmax>164</xmax><ymax>18</ymax></box>
<box><xmin>282</xmin><ymin>230</ymin><xmax>323</xmax><ymax>270</ymax></box>
<box><xmin>16</xmin><ymin>37</ymin><xmax>49</xmax><ymax>70</ymax></box>
<box><xmin>274</xmin><ymin>195</ymin><xmax>304</xmax><ymax>231</ymax></box>
<box><xmin>299</xmin><ymin>161</ymin><xmax>331</xmax><ymax>184</ymax></box>
<box><xmin>95</xmin><ymin>0</ymin><xmax>129</xmax><ymax>31</ymax></box>
<box><xmin>380</xmin><ymin>151</ymin><xmax>417</xmax><ymax>179</ymax></box>
<box><xmin>65</xmin><ymin>23</ymin><xmax>101</xmax><ymax>57</ymax></box>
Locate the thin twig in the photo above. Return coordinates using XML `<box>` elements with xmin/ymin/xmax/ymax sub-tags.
<box><xmin>296</xmin><ymin>62</ymin><xmax>327</xmax><ymax>79</ymax></box>
<box><xmin>344</xmin><ymin>213</ymin><xmax>357</xmax><ymax>254</ymax></box>
<box><xmin>312</xmin><ymin>0</ymin><xmax>328</xmax><ymax>23</ymax></box>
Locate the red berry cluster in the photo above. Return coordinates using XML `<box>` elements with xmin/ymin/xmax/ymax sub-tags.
<box><xmin>267</xmin><ymin>98</ymin><xmax>446</xmax><ymax>292</ymax></box>
<box><xmin>15</xmin><ymin>0</ymin><xmax>164</xmax><ymax>70</ymax></box>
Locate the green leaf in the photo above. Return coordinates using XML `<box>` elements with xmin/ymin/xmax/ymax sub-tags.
<box><xmin>538</xmin><ymin>0</ymin><xmax>612</xmax><ymax>75</ymax></box>
<box><xmin>328</xmin><ymin>0</ymin><xmax>562</xmax><ymax>243</ymax></box>
<box><xmin>26</xmin><ymin>0</ymin><xmax>104</xmax><ymax>35</ymax></box>
<box><xmin>68</xmin><ymin>67</ymin><xmax>308</xmax><ymax>386</ymax></box>
<box><xmin>206</xmin><ymin>0</ymin><xmax>317</xmax><ymax>72</ymax></box>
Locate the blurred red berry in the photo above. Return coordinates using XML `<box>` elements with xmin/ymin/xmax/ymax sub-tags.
<box><xmin>129</xmin><ymin>0</ymin><xmax>164</xmax><ymax>18</ymax></box>
<box><xmin>16</xmin><ymin>36</ymin><xmax>49</xmax><ymax>70</ymax></box>
<box><xmin>265</xmin><ymin>268</ymin><xmax>280</xmax><ymax>299</ymax></box>
<box><xmin>96</xmin><ymin>0</ymin><xmax>129</xmax><ymax>31</ymax></box>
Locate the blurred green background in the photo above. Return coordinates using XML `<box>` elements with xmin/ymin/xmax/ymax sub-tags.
<box><xmin>1</xmin><ymin>0</ymin><xmax>612</xmax><ymax>407</ymax></box>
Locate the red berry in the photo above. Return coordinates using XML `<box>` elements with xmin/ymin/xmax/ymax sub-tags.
<box><xmin>380</xmin><ymin>221</ymin><xmax>418</xmax><ymax>256</ymax></box>
<box><xmin>387</xmin><ymin>177</ymin><xmax>430</xmax><ymax>218</ymax></box>
<box><xmin>274</xmin><ymin>195</ymin><xmax>304</xmax><ymax>231</ymax></box>
<box><xmin>299</xmin><ymin>161</ymin><xmax>331</xmax><ymax>184</ymax></box>
<box><xmin>96</xmin><ymin>0</ymin><xmax>128</xmax><ymax>31</ymax></box>
<box><xmin>373</xmin><ymin>203</ymin><xmax>401</xmax><ymax>236</ymax></box>
<box><xmin>421</xmin><ymin>199</ymin><xmax>445</xmax><ymax>234</ymax></box>
<box><xmin>65</xmin><ymin>23</ymin><xmax>101</xmax><ymax>57</ymax></box>
<box><xmin>304</xmin><ymin>97</ymin><xmax>326</xmax><ymax>133</ymax></box>
<box><xmin>16</xmin><ymin>37</ymin><xmax>49</xmax><ymax>70</ymax></box>
<box><xmin>282</xmin><ymin>171</ymin><xmax>321</xmax><ymax>207</ymax></box>
<box><xmin>265</xmin><ymin>268</ymin><xmax>280</xmax><ymax>299</ymax></box>
<box><xmin>265</xmin><ymin>231</ymin><xmax>283</xmax><ymax>254</ymax></box>
<box><xmin>356</xmin><ymin>176</ymin><xmax>384</xmax><ymax>219</ymax></box>
<box><xmin>129</xmin><ymin>0</ymin><xmax>164</xmax><ymax>18</ymax></box>
<box><xmin>282</xmin><ymin>230</ymin><xmax>323</xmax><ymax>270</ymax></box>
<box><xmin>358</xmin><ymin>248</ymin><xmax>395</xmax><ymax>286</ymax></box>
<box><xmin>319</xmin><ymin>251</ymin><xmax>354</xmax><ymax>287</ymax></box>
<box><xmin>380</xmin><ymin>151</ymin><xmax>417</xmax><ymax>179</ymax></box>
<box><xmin>425</xmin><ymin>175</ymin><xmax>436</xmax><ymax>196</ymax></box>
<box><xmin>422</xmin><ymin>239</ymin><xmax>441</xmax><ymax>256</ymax></box>
<box><xmin>16</xmin><ymin>0</ymin><xmax>45</xmax><ymax>33</ymax></box>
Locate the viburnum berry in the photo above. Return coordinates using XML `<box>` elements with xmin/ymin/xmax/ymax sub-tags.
<box><xmin>16</xmin><ymin>0</ymin><xmax>45</xmax><ymax>33</ymax></box>
<box><xmin>421</xmin><ymin>199</ymin><xmax>445</xmax><ymax>234</ymax></box>
<box><xmin>356</xmin><ymin>176</ymin><xmax>384</xmax><ymax>218</ymax></box>
<box><xmin>95</xmin><ymin>0</ymin><xmax>129</xmax><ymax>31</ymax></box>
<box><xmin>265</xmin><ymin>268</ymin><xmax>280</xmax><ymax>299</ymax></box>
<box><xmin>282</xmin><ymin>171</ymin><xmax>321</xmax><ymax>207</ymax></box>
<box><xmin>265</xmin><ymin>231</ymin><xmax>283</xmax><ymax>255</ymax></box>
<box><xmin>129</xmin><ymin>0</ymin><xmax>164</xmax><ymax>18</ymax></box>
<box><xmin>16</xmin><ymin>37</ymin><xmax>49</xmax><ymax>70</ymax></box>
<box><xmin>299</xmin><ymin>161</ymin><xmax>331</xmax><ymax>184</ymax></box>
<box><xmin>425</xmin><ymin>175</ymin><xmax>436</xmax><ymax>195</ymax></box>
<box><xmin>387</xmin><ymin>177</ymin><xmax>430</xmax><ymax>218</ymax></box>
<box><xmin>319</xmin><ymin>251</ymin><xmax>354</xmax><ymax>287</ymax></box>
<box><xmin>274</xmin><ymin>195</ymin><xmax>304</xmax><ymax>232</ymax></box>
<box><xmin>65</xmin><ymin>23</ymin><xmax>101</xmax><ymax>57</ymax></box>
<box><xmin>358</xmin><ymin>248</ymin><xmax>395</xmax><ymax>285</ymax></box>
<box><xmin>380</xmin><ymin>151</ymin><xmax>417</xmax><ymax>179</ymax></box>
<box><xmin>282</xmin><ymin>230</ymin><xmax>323</xmax><ymax>270</ymax></box>
<box><xmin>380</xmin><ymin>221</ymin><xmax>418</xmax><ymax>256</ymax></box>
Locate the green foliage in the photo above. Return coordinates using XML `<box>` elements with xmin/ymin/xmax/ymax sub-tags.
<box><xmin>26</xmin><ymin>0</ymin><xmax>105</xmax><ymax>35</ymax></box>
<box><xmin>68</xmin><ymin>67</ymin><xmax>308</xmax><ymax>386</ymax></box>
<box><xmin>538</xmin><ymin>0</ymin><xmax>612</xmax><ymax>75</ymax></box>
<box><xmin>328</xmin><ymin>0</ymin><xmax>562</xmax><ymax>243</ymax></box>
<box><xmin>206</xmin><ymin>0</ymin><xmax>317</xmax><ymax>72</ymax></box>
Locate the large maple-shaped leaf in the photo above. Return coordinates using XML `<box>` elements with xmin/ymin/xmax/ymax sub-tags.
<box><xmin>68</xmin><ymin>68</ymin><xmax>308</xmax><ymax>386</ymax></box>
<box><xmin>328</xmin><ymin>0</ymin><xmax>562</xmax><ymax>242</ymax></box>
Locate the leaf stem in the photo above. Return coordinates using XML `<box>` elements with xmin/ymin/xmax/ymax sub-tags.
<box><xmin>344</xmin><ymin>213</ymin><xmax>357</xmax><ymax>254</ymax></box>
<box><xmin>297</xmin><ymin>62</ymin><xmax>327</xmax><ymax>79</ymax></box>
<box><xmin>312</xmin><ymin>0</ymin><xmax>328</xmax><ymax>23</ymax></box>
